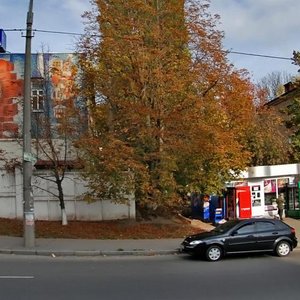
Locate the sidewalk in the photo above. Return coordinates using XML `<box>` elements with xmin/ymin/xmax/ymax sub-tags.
<box><xmin>282</xmin><ymin>217</ymin><xmax>300</xmax><ymax>242</ymax></box>
<box><xmin>0</xmin><ymin>236</ymin><xmax>183</xmax><ymax>257</ymax></box>
<box><xmin>0</xmin><ymin>218</ymin><xmax>298</xmax><ymax>257</ymax></box>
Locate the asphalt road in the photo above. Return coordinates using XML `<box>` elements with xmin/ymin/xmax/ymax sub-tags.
<box><xmin>0</xmin><ymin>252</ymin><xmax>300</xmax><ymax>300</ymax></box>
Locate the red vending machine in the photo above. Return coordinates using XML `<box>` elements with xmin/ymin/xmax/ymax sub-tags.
<box><xmin>225</xmin><ymin>186</ymin><xmax>252</xmax><ymax>219</ymax></box>
<box><xmin>236</xmin><ymin>186</ymin><xmax>252</xmax><ymax>219</ymax></box>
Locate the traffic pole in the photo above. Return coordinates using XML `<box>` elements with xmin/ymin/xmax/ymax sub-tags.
<box><xmin>23</xmin><ymin>0</ymin><xmax>35</xmax><ymax>248</ymax></box>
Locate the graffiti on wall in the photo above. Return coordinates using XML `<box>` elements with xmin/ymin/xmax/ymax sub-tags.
<box><xmin>0</xmin><ymin>53</ymin><xmax>79</xmax><ymax>139</ymax></box>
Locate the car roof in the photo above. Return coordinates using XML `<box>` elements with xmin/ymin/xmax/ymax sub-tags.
<box><xmin>237</xmin><ymin>218</ymin><xmax>285</xmax><ymax>225</ymax></box>
<box><xmin>242</xmin><ymin>217</ymin><xmax>278</xmax><ymax>221</ymax></box>
<box><xmin>217</xmin><ymin>218</ymin><xmax>285</xmax><ymax>229</ymax></box>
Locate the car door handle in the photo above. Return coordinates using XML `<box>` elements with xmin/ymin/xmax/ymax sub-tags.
<box><xmin>272</xmin><ymin>232</ymin><xmax>279</xmax><ymax>235</ymax></box>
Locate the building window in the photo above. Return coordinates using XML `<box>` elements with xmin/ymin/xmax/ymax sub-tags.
<box><xmin>32</xmin><ymin>89</ymin><xmax>44</xmax><ymax>112</ymax></box>
<box><xmin>264</xmin><ymin>178</ymin><xmax>289</xmax><ymax>205</ymax></box>
<box><xmin>251</xmin><ymin>185</ymin><xmax>262</xmax><ymax>207</ymax></box>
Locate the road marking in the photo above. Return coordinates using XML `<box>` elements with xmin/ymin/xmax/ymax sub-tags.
<box><xmin>0</xmin><ymin>276</ymin><xmax>34</xmax><ymax>279</ymax></box>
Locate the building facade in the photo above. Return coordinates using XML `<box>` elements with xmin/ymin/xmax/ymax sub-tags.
<box><xmin>228</xmin><ymin>163</ymin><xmax>300</xmax><ymax>219</ymax></box>
<box><xmin>0</xmin><ymin>53</ymin><xmax>136</xmax><ymax>221</ymax></box>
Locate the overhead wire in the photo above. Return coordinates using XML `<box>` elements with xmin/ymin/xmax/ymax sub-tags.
<box><xmin>3</xmin><ymin>28</ymin><xmax>82</xmax><ymax>36</ymax></box>
<box><xmin>226</xmin><ymin>50</ymin><xmax>292</xmax><ymax>61</ymax></box>
<box><xmin>2</xmin><ymin>28</ymin><xmax>294</xmax><ymax>61</ymax></box>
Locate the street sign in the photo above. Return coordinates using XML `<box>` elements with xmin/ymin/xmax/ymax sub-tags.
<box><xmin>23</xmin><ymin>152</ymin><xmax>37</xmax><ymax>164</ymax></box>
<box><xmin>0</xmin><ymin>29</ymin><xmax>6</xmax><ymax>53</ymax></box>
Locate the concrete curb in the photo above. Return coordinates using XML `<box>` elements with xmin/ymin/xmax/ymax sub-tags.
<box><xmin>0</xmin><ymin>246</ymin><xmax>300</xmax><ymax>257</ymax></box>
<box><xmin>0</xmin><ymin>247</ymin><xmax>298</xmax><ymax>257</ymax></box>
<box><xmin>0</xmin><ymin>248</ymin><xmax>180</xmax><ymax>257</ymax></box>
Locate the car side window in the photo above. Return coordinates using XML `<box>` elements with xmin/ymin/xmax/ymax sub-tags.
<box><xmin>256</xmin><ymin>221</ymin><xmax>276</xmax><ymax>232</ymax></box>
<box><xmin>235</xmin><ymin>223</ymin><xmax>255</xmax><ymax>235</ymax></box>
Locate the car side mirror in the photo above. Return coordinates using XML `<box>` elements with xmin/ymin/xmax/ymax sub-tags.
<box><xmin>231</xmin><ymin>230</ymin><xmax>238</xmax><ymax>236</ymax></box>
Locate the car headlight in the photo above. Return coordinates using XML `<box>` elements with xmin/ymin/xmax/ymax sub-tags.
<box><xmin>189</xmin><ymin>240</ymin><xmax>203</xmax><ymax>246</ymax></box>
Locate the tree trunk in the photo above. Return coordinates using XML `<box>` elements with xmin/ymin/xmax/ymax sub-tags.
<box><xmin>57</xmin><ymin>179</ymin><xmax>68</xmax><ymax>225</ymax></box>
<box><xmin>61</xmin><ymin>208</ymin><xmax>68</xmax><ymax>226</ymax></box>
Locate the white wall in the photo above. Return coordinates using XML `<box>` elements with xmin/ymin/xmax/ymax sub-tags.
<box><xmin>0</xmin><ymin>168</ymin><xmax>135</xmax><ymax>221</ymax></box>
<box><xmin>0</xmin><ymin>169</ymin><xmax>17</xmax><ymax>218</ymax></box>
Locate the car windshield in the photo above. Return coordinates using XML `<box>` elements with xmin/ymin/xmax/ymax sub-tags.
<box><xmin>212</xmin><ymin>220</ymin><xmax>241</xmax><ymax>233</ymax></box>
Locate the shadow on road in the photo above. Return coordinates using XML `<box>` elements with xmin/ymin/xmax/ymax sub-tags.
<box><xmin>178</xmin><ymin>251</ymin><xmax>278</xmax><ymax>262</ymax></box>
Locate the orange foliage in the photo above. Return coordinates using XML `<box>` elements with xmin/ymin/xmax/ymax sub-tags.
<box><xmin>77</xmin><ymin>0</ymin><xmax>284</xmax><ymax>209</ymax></box>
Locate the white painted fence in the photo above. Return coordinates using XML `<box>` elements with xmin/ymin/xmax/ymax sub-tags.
<box><xmin>0</xmin><ymin>168</ymin><xmax>135</xmax><ymax>221</ymax></box>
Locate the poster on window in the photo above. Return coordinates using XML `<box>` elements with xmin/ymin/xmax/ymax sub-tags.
<box><xmin>277</xmin><ymin>178</ymin><xmax>288</xmax><ymax>188</ymax></box>
<box><xmin>264</xmin><ymin>179</ymin><xmax>276</xmax><ymax>193</ymax></box>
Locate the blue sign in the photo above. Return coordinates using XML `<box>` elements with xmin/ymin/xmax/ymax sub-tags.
<box><xmin>0</xmin><ymin>29</ymin><xmax>7</xmax><ymax>53</ymax></box>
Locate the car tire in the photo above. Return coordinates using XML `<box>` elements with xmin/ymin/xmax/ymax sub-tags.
<box><xmin>275</xmin><ymin>240</ymin><xmax>291</xmax><ymax>257</ymax></box>
<box><xmin>206</xmin><ymin>245</ymin><xmax>222</xmax><ymax>261</ymax></box>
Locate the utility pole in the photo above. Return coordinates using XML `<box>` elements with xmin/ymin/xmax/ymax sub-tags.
<box><xmin>23</xmin><ymin>0</ymin><xmax>35</xmax><ymax>248</ymax></box>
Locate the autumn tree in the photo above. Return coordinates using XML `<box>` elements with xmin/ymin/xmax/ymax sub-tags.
<box><xmin>77</xmin><ymin>0</ymin><xmax>283</xmax><ymax>214</ymax></box>
<box><xmin>243</xmin><ymin>51</ymin><xmax>300</xmax><ymax>165</ymax></box>
<box><xmin>171</xmin><ymin>1</ymin><xmax>262</xmax><ymax>192</ymax></box>
<box><xmin>285</xmin><ymin>98</ymin><xmax>300</xmax><ymax>161</ymax></box>
<box><xmin>285</xmin><ymin>50</ymin><xmax>300</xmax><ymax>161</ymax></box>
<box><xmin>78</xmin><ymin>0</ymin><xmax>193</xmax><ymax>210</ymax></box>
<box><xmin>293</xmin><ymin>50</ymin><xmax>300</xmax><ymax>71</ymax></box>
<box><xmin>243</xmin><ymin>88</ymin><xmax>291</xmax><ymax>166</ymax></box>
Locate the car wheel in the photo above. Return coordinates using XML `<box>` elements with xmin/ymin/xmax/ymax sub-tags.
<box><xmin>206</xmin><ymin>245</ymin><xmax>222</xmax><ymax>261</ymax></box>
<box><xmin>275</xmin><ymin>240</ymin><xmax>291</xmax><ymax>257</ymax></box>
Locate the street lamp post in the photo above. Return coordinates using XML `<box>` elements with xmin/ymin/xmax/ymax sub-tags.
<box><xmin>23</xmin><ymin>0</ymin><xmax>35</xmax><ymax>248</ymax></box>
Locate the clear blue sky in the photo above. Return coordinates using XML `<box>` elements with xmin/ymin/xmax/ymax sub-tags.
<box><xmin>1</xmin><ymin>0</ymin><xmax>299</xmax><ymax>83</ymax></box>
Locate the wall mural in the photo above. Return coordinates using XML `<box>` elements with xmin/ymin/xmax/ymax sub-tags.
<box><xmin>0</xmin><ymin>59</ymin><xmax>23</xmax><ymax>138</ymax></box>
<box><xmin>0</xmin><ymin>53</ymin><xmax>79</xmax><ymax>139</ymax></box>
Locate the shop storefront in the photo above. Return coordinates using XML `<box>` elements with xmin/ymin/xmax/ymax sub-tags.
<box><xmin>286</xmin><ymin>182</ymin><xmax>300</xmax><ymax>218</ymax></box>
<box><xmin>227</xmin><ymin>163</ymin><xmax>300</xmax><ymax>219</ymax></box>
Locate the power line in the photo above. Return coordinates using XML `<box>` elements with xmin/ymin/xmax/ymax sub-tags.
<box><xmin>3</xmin><ymin>28</ymin><xmax>82</xmax><ymax>36</ymax></box>
<box><xmin>226</xmin><ymin>50</ymin><xmax>292</xmax><ymax>61</ymax></box>
<box><xmin>34</xmin><ymin>29</ymin><xmax>82</xmax><ymax>36</ymax></box>
<box><xmin>2</xmin><ymin>28</ymin><xmax>294</xmax><ymax>61</ymax></box>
